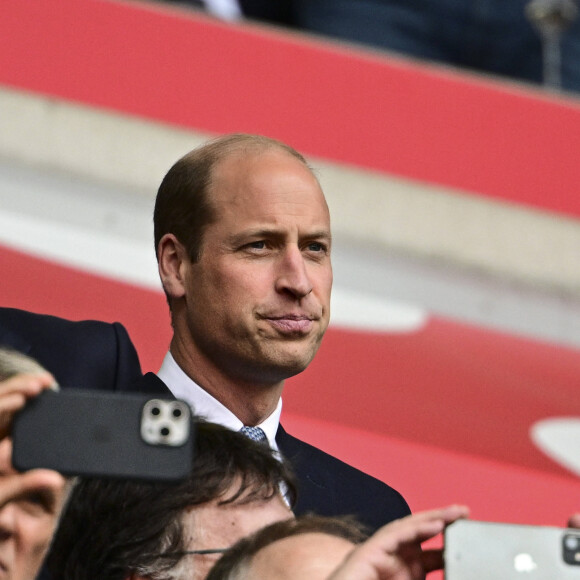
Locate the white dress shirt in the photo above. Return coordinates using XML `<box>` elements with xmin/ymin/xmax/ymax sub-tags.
<box><xmin>158</xmin><ymin>351</ymin><xmax>282</xmax><ymax>452</ymax></box>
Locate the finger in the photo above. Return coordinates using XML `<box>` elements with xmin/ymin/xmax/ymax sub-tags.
<box><xmin>0</xmin><ymin>374</ymin><xmax>56</xmax><ymax>440</ymax></box>
<box><xmin>430</xmin><ymin>504</ymin><xmax>471</xmax><ymax>525</ymax></box>
<box><xmin>420</xmin><ymin>548</ymin><xmax>444</xmax><ymax>573</ymax></box>
<box><xmin>329</xmin><ymin>507</ymin><xmax>470</xmax><ymax>580</ymax></box>
<box><xmin>0</xmin><ymin>438</ymin><xmax>14</xmax><ymax>474</ymax></box>
<box><xmin>19</xmin><ymin>469</ymin><xmax>66</xmax><ymax>491</ymax></box>
<box><xmin>0</xmin><ymin>373</ymin><xmax>55</xmax><ymax>397</ymax></box>
<box><xmin>328</xmin><ymin>525</ymin><xmax>443</xmax><ymax>580</ymax></box>
<box><xmin>384</xmin><ymin>518</ymin><xmax>446</xmax><ymax>548</ymax></box>
<box><xmin>397</xmin><ymin>505</ymin><xmax>470</xmax><ymax>527</ymax></box>
<box><xmin>0</xmin><ymin>393</ymin><xmax>29</xmax><ymax>436</ymax></box>
<box><xmin>568</xmin><ymin>513</ymin><xmax>580</xmax><ymax>528</ymax></box>
<box><xmin>373</xmin><ymin>505</ymin><xmax>470</xmax><ymax>547</ymax></box>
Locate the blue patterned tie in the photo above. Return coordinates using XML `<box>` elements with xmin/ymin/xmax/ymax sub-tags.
<box><xmin>240</xmin><ymin>426</ymin><xmax>268</xmax><ymax>444</ymax></box>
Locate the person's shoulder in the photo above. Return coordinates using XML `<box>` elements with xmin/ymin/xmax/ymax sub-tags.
<box><xmin>277</xmin><ymin>426</ymin><xmax>411</xmax><ymax>529</ymax></box>
<box><xmin>0</xmin><ymin>308</ymin><xmax>136</xmax><ymax>352</ymax></box>
<box><xmin>0</xmin><ymin>307</ymin><xmax>142</xmax><ymax>390</ymax></box>
<box><xmin>0</xmin><ymin>307</ymin><xmax>117</xmax><ymax>333</ymax></box>
<box><xmin>278</xmin><ymin>427</ymin><xmax>397</xmax><ymax>489</ymax></box>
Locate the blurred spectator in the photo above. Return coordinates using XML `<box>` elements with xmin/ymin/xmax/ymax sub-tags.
<box><xmin>160</xmin><ymin>0</ymin><xmax>242</xmax><ymax>20</ymax></box>
<box><xmin>207</xmin><ymin>505</ymin><xmax>470</xmax><ymax>580</ymax></box>
<box><xmin>240</xmin><ymin>0</ymin><xmax>580</xmax><ymax>93</ymax></box>
<box><xmin>0</xmin><ymin>348</ymin><xmax>70</xmax><ymax>580</ymax></box>
<box><xmin>47</xmin><ymin>422</ymin><xmax>295</xmax><ymax>580</ymax></box>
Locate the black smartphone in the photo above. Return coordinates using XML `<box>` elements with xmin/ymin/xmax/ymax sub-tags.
<box><xmin>11</xmin><ymin>389</ymin><xmax>194</xmax><ymax>482</ymax></box>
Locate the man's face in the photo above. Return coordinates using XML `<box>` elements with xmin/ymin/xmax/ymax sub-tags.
<box><xmin>177</xmin><ymin>148</ymin><xmax>333</xmax><ymax>386</ymax></box>
<box><xmin>0</xmin><ymin>439</ymin><xmax>68</xmax><ymax>580</ymax></box>
<box><xmin>182</xmin><ymin>492</ymin><xmax>293</xmax><ymax>580</ymax></box>
<box><xmin>242</xmin><ymin>532</ymin><xmax>355</xmax><ymax>579</ymax></box>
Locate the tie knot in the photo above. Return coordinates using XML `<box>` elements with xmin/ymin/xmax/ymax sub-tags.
<box><xmin>240</xmin><ymin>426</ymin><xmax>268</xmax><ymax>444</ymax></box>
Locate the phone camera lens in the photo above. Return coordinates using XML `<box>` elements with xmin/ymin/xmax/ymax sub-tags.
<box><xmin>151</xmin><ymin>407</ymin><xmax>161</xmax><ymax>416</ymax></box>
<box><xmin>160</xmin><ymin>426</ymin><xmax>171</xmax><ymax>437</ymax></box>
<box><xmin>172</xmin><ymin>408</ymin><xmax>182</xmax><ymax>418</ymax></box>
<box><xmin>565</xmin><ymin>536</ymin><xmax>579</xmax><ymax>550</ymax></box>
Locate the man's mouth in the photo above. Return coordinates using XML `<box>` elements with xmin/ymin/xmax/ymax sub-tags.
<box><xmin>262</xmin><ymin>315</ymin><xmax>316</xmax><ymax>334</ymax></box>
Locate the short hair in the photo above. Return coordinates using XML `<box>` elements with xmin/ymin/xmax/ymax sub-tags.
<box><xmin>206</xmin><ymin>514</ymin><xmax>368</xmax><ymax>580</ymax></box>
<box><xmin>47</xmin><ymin>421</ymin><xmax>296</xmax><ymax>580</ymax></box>
<box><xmin>153</xmin><ymin>133</ymin><xmax>311</xmax><ymax>264</ymax></box>
<box><xmin>0</xmin><ymin>347</ymin><xmax>54</xmax><ymax>382</ymax></box>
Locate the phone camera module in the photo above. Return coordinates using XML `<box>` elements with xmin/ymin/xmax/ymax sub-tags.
<box><xmin>141</xmin><ymin>399</ymin><xmax>190</xmax><ymax>447</ymax></box>
<box><xmin>563</xmin><ymin>533</ymin><xmax>580</xmax><ymax>566</ymax></box>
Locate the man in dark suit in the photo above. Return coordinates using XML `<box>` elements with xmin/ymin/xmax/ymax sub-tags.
<box><xmin>0</xmin><ymin>307</ymin><xmax>143</xmax><ymax>392</ymax></box>
<box><xmin>145</xmin><ymin>133</ymin><xmax>410</xmax><ymax>533</ymax></box>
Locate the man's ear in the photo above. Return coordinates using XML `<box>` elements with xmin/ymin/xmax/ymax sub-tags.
<box><xmin>158</xmin><ymin>233</ymin><xmax>189</xmax><ymax>299</ymax></box>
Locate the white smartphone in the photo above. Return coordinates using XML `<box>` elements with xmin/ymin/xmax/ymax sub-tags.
<box><xmin>445</xmin><ymin>519</ymin><xmax>580</xmax><ymax>579</ymax></box>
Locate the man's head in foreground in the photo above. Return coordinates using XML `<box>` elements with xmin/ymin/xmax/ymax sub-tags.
<box><xmin>206</xmin><ymin>514</ymin><xmax>367</xmax><ymax>580</ymax></box>
<box><xmin>47</xmin><ymin>421</ymin><xmax>295</xmax><ymax>580</ymax></box>
<box><xmin>0</xmin><ymin>348</ymin><xmax>68</xmax><ymax>580</ymax></box>
<box><xmin>207</xmin><ymin>505</ymin><xmax>470</xmax><ymax>580</ymax></box>
<box><xmin>154</xmin><ymin>134</ymin><xmax>333</xmax><ymax>424</ymax></box>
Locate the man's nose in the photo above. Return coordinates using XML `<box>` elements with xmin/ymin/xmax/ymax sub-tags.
<box><xmin>275</xmin><ymin>247</ymin><xmax>313</xmax><ymax>299</ymax></box>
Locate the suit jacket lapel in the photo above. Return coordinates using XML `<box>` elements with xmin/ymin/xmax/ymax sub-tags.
<box><xmin>276</xmin><ymin>424</ymin><xmax>336</xmax><ymax>516</ymax></box>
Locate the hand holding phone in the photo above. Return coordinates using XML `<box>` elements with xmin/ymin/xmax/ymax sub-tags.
<box><xmin>12</xmin><ymin>389</ymin><xmax>194</xmax><ymax>482</ymax></box>
<box><xmin>445</xmin><ymin>519</ymin><xmax>580</xmax><ymax>579</ymax></box>
<box><xmin>0</xmin><ymin>372</ymin><xmax>55</xmax><ymax>439</ymax></box>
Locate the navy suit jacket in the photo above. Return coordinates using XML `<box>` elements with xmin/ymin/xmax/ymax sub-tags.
<box><xmin>136</xmin><ymin>372</ymin><xmax>411</xmax><ymax>533</ymax></box>
<box><xmin>0</xmin><ymin>307</ymin><xmax>144</xmax><ymax>580</ymax></box>
<box><xmin>0</xmin><ymin>307</ymin><xmax>143</xmax><ymax>391</ymax></box>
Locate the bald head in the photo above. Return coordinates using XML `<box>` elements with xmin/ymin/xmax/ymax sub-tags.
<box><xmin>241</xmin><ymin>532</ymin><xmax>355</xmax><ymax>580</ymax></box>
<box><xmin>154</xmin><ymin>133</ymin><xmax>317</xmax><ymax>264</ymax></box>
<box><xmin>206</xmin><ymin>515</ymin><xmax>366</xmax><ymax>580</ymax></box>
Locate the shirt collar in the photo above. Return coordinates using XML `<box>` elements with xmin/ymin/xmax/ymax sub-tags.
<box><xmin>157</xmin><ymin>352</ymin><xmax>281</xmax><ymax>452</ymax></box>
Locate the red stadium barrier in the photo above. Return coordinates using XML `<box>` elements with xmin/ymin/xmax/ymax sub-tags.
<box><xmin>1</xmin><ymin>0</ymin><xmax>580</xmax><ymax>218</ymax></box>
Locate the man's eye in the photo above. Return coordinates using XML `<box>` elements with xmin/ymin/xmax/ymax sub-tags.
<box><xmin>19</xmin><ymin>491</ymin><xmax>55</xmax><ymax>514</ymax></box>
<box><xmin>306</xmin><ymin>242</ymin><xmax>325</xmax><ymax>252</ymax></box>
<box><xmin>247</xmin><ymin>241</ymin><xmax>266</xmax><ymax>250</ymax></box>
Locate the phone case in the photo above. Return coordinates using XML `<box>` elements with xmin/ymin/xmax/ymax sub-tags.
<box><xmin>445</xmin><ymin>519</ymin><xmax>580</xmax><ymax>579</ymax></box>
<box><xmin>12</xmin><ymin>389</ymin><xmax>194</xmax><ymax>482</ymax></box>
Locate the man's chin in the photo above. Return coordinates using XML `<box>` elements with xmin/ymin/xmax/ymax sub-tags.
<box><xmin>265</xmin><ymin>348</ymin><xmax>320</xmax><ymax>380</ymax></box>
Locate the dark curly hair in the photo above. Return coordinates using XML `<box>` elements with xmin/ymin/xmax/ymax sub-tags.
<box><xmin>47</xmin><ymin>421</ymin><xmax>296</xmax><ymax>580</ymax></box>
